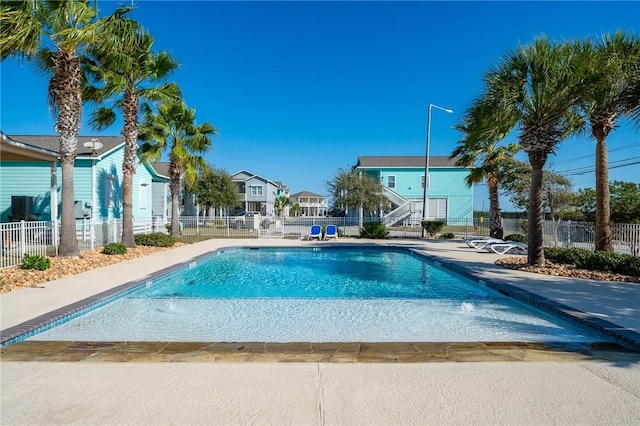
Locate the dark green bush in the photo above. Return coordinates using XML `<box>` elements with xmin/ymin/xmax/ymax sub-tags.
<box><xmin>21</xmin><ymin>254</ymin><xmax>51</xmax><ymax>271</ymax></box>
<box><xmin>102</xmin><ymin>242</ymin><xmax>127</xmax><ymax>255</ymax></box>
<box><xmin>439</xmin><ymin>232</ymin><xmax>456</xmax><ymax>239</ymax></box>
<box><xmin>359</xmin><ymin>221</ymin><xmax>390</xmax><ymax>239</ymax></box>
<box><xmin>619</xmin><ymin>256</ymin><xmax>640</xmax><ymax>277</ymax></box>
<box><xmin>421</xmin><ymin>220</ymin><xmax>445</xmax><ymax>238</ymax></box>
<box><xmin>545</xmin><ymin>247</ymin><xmax>592</xmax><ymax>266</ymax></box>
<box><xmin>135</xmin><ymin>232</ymin><xmax>175</xmax><ymax>247</ymax></box>
<box><xmin>544</xmin><ymin>247</ymin><xmax>640</xmax><ymax>277</ymax></box>
<box><xmin>504</xmin><ymin>234</ymin><xmax>527</xmax><ymax>243</ymax></box>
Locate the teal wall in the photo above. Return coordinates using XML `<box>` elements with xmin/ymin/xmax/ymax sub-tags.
<box><xmin>0</xmin><ymin>161</ymin><xmax>55</xmax><ymax>221</ymax></box>
<box><xmin>363</xmin><ymin>167</ymin><xmax>473</xmax><ymax>219</ymax></box>
<box><xmin>1</xmin><ymin>148</ymin><xmax>154</xmax><ymax>223</ymax></box>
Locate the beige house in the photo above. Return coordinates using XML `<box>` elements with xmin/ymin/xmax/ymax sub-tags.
<box><xmin>290</xmin><ymin>191</ymin><xmax>328</xmax><ymax>217</ymax></box>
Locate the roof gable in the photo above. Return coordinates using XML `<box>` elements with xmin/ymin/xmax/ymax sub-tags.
<box><xmin>231</xmin><ymin>169</ymin><xmax>279</xmax><ymax>187</ymax></box>
<box><xmin>150</xmin><ymin>162</ymin><xmax>170</xmax><ymax>178</ymax></box>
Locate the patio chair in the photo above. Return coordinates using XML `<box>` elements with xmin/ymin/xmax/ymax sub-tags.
<box><xmin>324</xmin><ymin>225</ymin><xmax>338</xmax><ymax>240</ymax></box>
<box><xmin>485</xmin><ymin>241</ymin><xmax>528</xmax><ymax>255</ymax></box>
<box><xmin>466</xmin><ymin>237</ymin><xmax>504</xmax><ymax>249</ymax></box>
<box><xmin>308</xmin><ymin>225</ymin><xmax>322</xmax><ymax>240</ymax></box>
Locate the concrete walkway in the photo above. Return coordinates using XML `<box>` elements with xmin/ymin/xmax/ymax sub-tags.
<box><xmin>2</xmin><ymin>238</ymin><xmax>640</xmax><ymax>425</ymax></box>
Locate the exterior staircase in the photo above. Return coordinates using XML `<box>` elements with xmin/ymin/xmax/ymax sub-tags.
<box><xmin>381</xmin><ymin>186</ymin><xmax>412</xmax><ymax>226</ymax></box>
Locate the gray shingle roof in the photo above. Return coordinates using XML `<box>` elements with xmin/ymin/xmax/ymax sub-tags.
<box><xmin>291</xmin><ymin>191</ymin><xmax>325</xmax><ymax>199</ymax></box>
<box><xmin>6</xmin><ymin>134</ymin><xmax>124</xmax><ymax>158</ymax></box>
<box><xmin>355</xmin><ymin>156</ymin><xmax>462</xmax><ymax>168</ymax></box>
<box><xmin>151</xmin><ymin>162</ymin><xmax>170</xmax><ymax>177</ymax></box>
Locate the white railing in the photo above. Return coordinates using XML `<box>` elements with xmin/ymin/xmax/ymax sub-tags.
<box><xmin>2</xmin><ymin>217</ymin><xmax>639</xmax><ymax>269</ymax></box>
<box><xmin>0</xmin><ymin>220</ymin><xmax>54</xmax><ymax>269</ymax></box>
<box><xmin>381</xmin><ymin>186</ymin><xmax>408</xmax><ymax>207</ymax></box>
<box><xmin>383</xmin><ymin>202</ymin><xmax>412</xmax><ymax>226</ymax></box>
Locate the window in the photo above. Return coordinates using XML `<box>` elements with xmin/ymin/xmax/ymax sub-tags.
<box><xmin>426</xmin><ymin>198</ymin><xmax>448</xmax><ymax>219</ymax></box>
<box><xmin>249</xmin><ymin>185</ymin><xmax>263</xmax><ymax>196</ymax></box>
<box><xmin>139</xmin><ymin>183</ymin><xmax>148</xmax><ymax>209</ymax></box>
<box><xmin>421</xmin><ymin>175</ymin><xmax>425</xmax><ymax>189</ymax></box>
<box><xmin>387</xmin><ymin>175</ymin><xmax>396</xmax><ymax>189</ymax></box>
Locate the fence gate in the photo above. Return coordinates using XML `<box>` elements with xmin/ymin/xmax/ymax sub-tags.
<box><xmin>260</xmin><ymin>219</ymin><xmax>285</xmax><ymax>239</ymax></box>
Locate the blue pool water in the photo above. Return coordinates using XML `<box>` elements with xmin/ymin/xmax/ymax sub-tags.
<box><xmin>28</xmin><ymin>247</ymin><xmax>610</xmax><ymax>343</ymax></box>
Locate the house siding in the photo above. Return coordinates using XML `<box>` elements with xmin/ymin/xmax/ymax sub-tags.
<box><xmin>1</xmin><ymin>137</ymin><xmax>160</xmax><ymax>224</ymax></box>
<box><xmin>358</xmin><ymin>163</ymin><xmax>473</xmax><ymax>220</ymax></box>
<box><xmin>0</xmin><ymin>161</ymin><xmax>54</xmax><ymax>221</ymax></box>
<box><xmin>151</xmin><ymin>182</ymin><xmax>169</xmax><ymax>219</ymax></box>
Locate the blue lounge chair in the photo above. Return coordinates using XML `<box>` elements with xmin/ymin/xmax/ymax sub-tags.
<box><xmin>308</xmin><ymin>225</ymin><xmax>322</xmax><ymax>240</ymax></box>
<box><xmin>324</xmin><ymin>224</ymin><xmax>338</xmax><ymax>240</ymax></box>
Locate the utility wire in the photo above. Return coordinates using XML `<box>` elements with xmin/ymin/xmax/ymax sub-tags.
<box><xmin>560</xmin><ymin>159</ymin><xmax>640</xmax><ymax>176</ymax></box>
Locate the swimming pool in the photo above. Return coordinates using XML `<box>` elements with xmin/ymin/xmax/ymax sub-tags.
<box><xmin>22</xmin><ymin>247</ymin><xmax>612</xmax><ymax>344</ymax></box>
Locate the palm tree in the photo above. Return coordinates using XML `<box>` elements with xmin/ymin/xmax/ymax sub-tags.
<box><xmin>85</xmin><ymin>27</ymin><xmax>180</xmax><ymax>247</ymax></box>
<box><xmin>452</xmin><ymin>100</ymin><xmax>519</xmax><ymax>239</ymax></box>
<box><xmin>138</xmin><ymin>99</ymin><xmax>215</xmax><ymax>238</ymax></box>
<box><xmin>0</xmin><ymin>2</ymin><xmax>136</xmax><ymax>256</ymax></box>
<box><xmin>274</xmin><ymin>195</ymin><xmax>292</xmax><ymax>217</ymax></box>
<box><xmin>576</xmin><ymin>32</ymin><xmax>640</xmax><ymax>251</ymax></box>
<box><xmin>481</xmin><ymin>38</ymin><xmax>585</xmax><ymax>265</ymax></box>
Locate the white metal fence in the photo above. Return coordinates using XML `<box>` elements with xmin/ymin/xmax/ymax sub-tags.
<box><xmin>1</xmin><ymin>217</ymin><xmax>639</xmax><ymax>269</ymax></box>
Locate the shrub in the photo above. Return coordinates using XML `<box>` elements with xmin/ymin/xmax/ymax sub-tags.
<box><xmin>504</xmin><ymin>234</ymin><xmax>527</xmax><ymax>243</ymax></box>
<box><xmin>543</xmin><ymin>247</ymin><xmax>640</xmax><ymax>277</ymax></box>
<box><xmin>421</xmin><ymin>220</ymin><xmax>445</xmax><ymax>238</ymax></box>
<box><xmin>21</xmin><ymin>254</ymin><xmax>51</xmax><ymax>271</ymax></box>
<box><xmin>581</xmin><ymin>251</ymin><xmax>623</xmax><ymax>273</ymax></box>
<box><xmin>102</xmin><ymin>242</ymin><xmax>127</xmax><ymax>255</ymax></box>
<box><xmin>359</xmin><ymin>221</ymin><xmax>389</xmax><ymax>239</ymax></box>
<box><xmin>135</xmin><ymin>232</ymin><xmax>175</xmax><ymax>247</ymax></box>
<box><xmin>619</xmin><ymin>256</ymin><xmax>640</xmax><ymax>277</ymax></box>
<box><xmin>544</xmin><ymin>247</ymin><xmax>592</xmax><ymax>266</ymax></box>
<box><xmin>439</xmin><ymin>232</ymin><xmax>456</xmax><ymax>239</ymax></box>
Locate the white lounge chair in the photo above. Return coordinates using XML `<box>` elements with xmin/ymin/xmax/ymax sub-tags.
<box><xmin>308</xmin><ymin>225</ymin><xmax>322</xmax><ymax>240</ymax></box>
<box><xmin>324</xmin><ymin>225</ymin><xmax>338</xmax><ymax>240</ymax></box>
<box><xmin>466</xmin><ymin>237</ymin><xmax>504</xmax><ymax>249</ymax></box>
<box><xmin>485</xmin><ymin>241</ymin><xmax>528</xmax><ymax>255</ymax></box>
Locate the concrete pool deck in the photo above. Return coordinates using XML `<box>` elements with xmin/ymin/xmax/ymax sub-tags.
<box><xmin>2</xmin><ymin>238</ymin><xmax>640</xmax><ymax>424</ymax></box>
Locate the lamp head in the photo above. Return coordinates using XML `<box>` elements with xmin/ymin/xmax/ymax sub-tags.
<box><xmin>444</xmin><ymin>109</ymin><xmax>453</xmax><ymax>113</ymax></box>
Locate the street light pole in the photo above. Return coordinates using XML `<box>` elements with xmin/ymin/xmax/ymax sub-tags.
<box><xmin>421</xmin><ymin>103</ymin><xmax>453</xmax><ymax>238</ymax></box>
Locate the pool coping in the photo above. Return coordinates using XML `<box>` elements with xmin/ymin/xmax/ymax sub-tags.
<box><xmin>1</xmin><ymin>242</ymin><xmax>639</xmax><ymax>361</ymax></box>
<box><xmin>408</xmin><ymin>248</ymin><xmax>640</xmax><ymax>351</ymax></box>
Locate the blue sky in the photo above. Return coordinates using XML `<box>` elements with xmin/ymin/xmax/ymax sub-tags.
<box><xmin>1</xmin><ymin>1</ymin><xmax>639</xmax><ymax>211</ymax></box>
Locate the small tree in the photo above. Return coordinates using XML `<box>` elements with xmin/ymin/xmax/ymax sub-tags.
<box><xmin>421</xmin><ymin>220</ymin><xmax>446</xmax><ymax>238</ymax></box>
<box><xmin>578</xmin><ymin>181</ymin><xmax>640</xmax><ymax>224</ymax></box>
<box><xmin>187</xmin><ymin>166</ymin><xmax>240</xmax><ymax>218</ymax></box>
<box><xmin>327</xmin><ymin>167</ymin><xmax>388</xmax><ymax>225</ymax></box>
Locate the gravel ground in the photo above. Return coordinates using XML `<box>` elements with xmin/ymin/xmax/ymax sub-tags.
<box><xmin>496</xmin><ymin>256</ymin><xmax>640</xmax><ymax>283</ymax></box>
<box><xmin>0</xmin><ymin>244</ymin><xmax>183</xmax><ymax>294</ymax></box>
<box><xmin>1</xmin><ymin>245</ymin><xmax>637</xmax><ymax>294</ymax></box>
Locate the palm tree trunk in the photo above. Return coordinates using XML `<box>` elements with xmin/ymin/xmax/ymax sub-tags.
<box><xmin>594</xmin><ymin>132</ymin><xmax>612</xmax><ymax>251</ymax></box>
<box><xmin>59</xmin><ymin>154</ymin><xmax>79</xmax><ymax>257</ymax></box>
<box><xmin>120</xmin><ymin>91</ymin><xmax>139</xmax><ymax>248</ymax></box>
<box><xmin>52</xmin><ymin>53</ymin><xmax>81</xmax><ymax>257</ymax></box>
<box><xmin>170</xmin><ymin>161</ymin><xmax>181</xmax><ymax>238</ymax></box>
<box><xmin>487</xmin><ymin>174</ymin><xmax>503</xmax><ymax>239</ymax></box>
<box><xmin>527</xmin><ymin>151</ymin><xmax>547</xmax><ymax>265</ymax></box>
